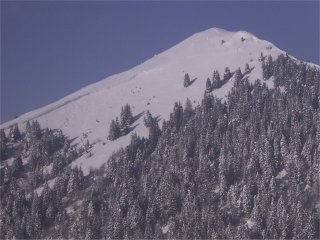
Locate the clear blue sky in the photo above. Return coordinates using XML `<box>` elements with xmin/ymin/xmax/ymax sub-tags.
<box><xmin>1</xmin><ymin>1</ymin><xmax>319</xmax><ymax>123</ymax></box>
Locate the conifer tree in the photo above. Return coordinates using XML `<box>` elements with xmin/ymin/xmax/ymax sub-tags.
<box><xmin>234</xmin><ymin>68</ymin><xmax>243</xmax><ymax>82</ymax></box>
<box><xmin>183</xmin><ymin>98</ymin><xmax>193</xmax><ymax>123</ymax></box>
<box><xmin>120</xmin><ymin>104</ymin><xmax>133</xmax><ymax>133</ymax></box>
<box><xmin>205</xmin><ymin>78</ymin><xmax>212</xmax><ymax>93</ymax></box>
<box><xmin>223</xmin><ymin>67</ymin><xmax>232</xmax><ymax>81</ymax></box>
<box><xmin>212</xmin><ymin>70</ymin><xmax>221</xmax><ymax>88</ymax></box>
<box><xmin>262</xmin><ymin>55</ymin><xmax>274</xmax><ymax>80</ymax></box>
<box><xmin>108</xmin><ymin>118</ymin><xmax>121</xmax><ymax>140</ymax></box>
<box><xmin>9</xmin><ymin>123</ymin><xmax>21</xmax><ymax>142</ymax></box>
<box><xmin>0</xmin><ymin>129</ymin><xmax>8</xmax><ymax>161</ymax></box>
<box><xmin>184</xmin><ymin>73</ymin><xmax>191</xmax><ymax>87</ymax></box>
<box><xmin>30</xmin><ymin>120</ymin><xmax>41</xmax><ymax>140</ymax></box>
<box><xmin>144</xmin><ymin>110</ymin><xmax>154</xmax><ymax>128</ymax></box>
<box><xmin>259</xmin><ymin>52</ymin><xmax>265</xmax><ymax>62</ymax></box>
<box><xmin>245</xmin><ymin>63</ymin><xmax>250</xmax><ymax>73</ymax></box>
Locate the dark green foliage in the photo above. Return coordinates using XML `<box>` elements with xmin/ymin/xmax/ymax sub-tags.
<box><xmin>234</xmin><ymin>67</ymin><xmax>243</xmax><ymax>82</ymax></box>
<box><xmin>9</xmin><ymin>123</ymin><xmax>21</xmax><ymax>142</ymax></box>
<box><xmin>245</xmin><ymin>63</ymin><xmax>251</xmax><ymax>73</ymax></box>
<box><xmin>262</xmin><ymin>55</ymin><xmax>274</xmax><ymax>80</ymax></box>
<box><xmin>108</xmin><ymin>104</ymin><xmax>134</xmax><ymax>140</ymax></box>
<box><xmin>207</xmin><ymin>69</ymin><xmax>229</xmax><ymax>93</ymax></box>
<box><xmin>205</xmin><ymin>78</ymin><xmax>212</xmax><ymax>93</ymax></box>
<box><xmin>11</xmin><ymin>156</ymin><xmax>23</xmax><ymax>178</ymax></box>
<box><xmin>212</xmin><ymin>70</ymin><xmax>221</xmax><ymax>89</ymax></box>
<box><xmin>120</xmin><ymin>104</ymin><xmax>133</xmax><ymax>133</ymax></box>
<box><xmin>28</xmin><ymin>120</ymin><xmax>41</xmax><ymax>140</ymax></box>
<box><xmin>183</xmin><ymin>73</ymin><xmax>191</xmax><ymax>88</ymax></box>
<box><xmin>170</xmin><ymin>102</ymin><xmax>184</xmax><ymax>132</ymax></box>
<box><xmin>223</xmin><ymin>67</ymin><xmax>232</xmax><ymax>81</ymax></box>
<box><xmin>0</xmin><ymin>129</ymin><xmax>8</xmax><ymax>161</ymax></box>
<box><xmin>108</xmin><ymin>118</ymin><xmax>121</xmax><ymax>141</ymax></box>
<box><xmin>143</xmin><ymin>110</ymin><xmax>154</xmax><ymax>128</ymax></box>
<box><xmin>183</xmin><ymin>98</ymin><xmax>193</xmax><ymax>124</ymax></box>
<box><xmin>143</xmin><ymin>110</ymin><xmax>161</xmax><ymax>151</ymax></box>
<box><xmin>259</xmin><ymin>52</ymin><xmax>266</xmax><ymax>62</ymax></box>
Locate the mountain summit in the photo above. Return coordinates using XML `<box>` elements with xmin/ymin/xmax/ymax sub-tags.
<box><xmin>0</xmin><ymin>28</ymin><xmax>298</xmax><ymax>172</ymax></box>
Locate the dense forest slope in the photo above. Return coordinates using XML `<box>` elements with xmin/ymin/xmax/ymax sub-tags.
<box><xmin>1</xmin><ymin>53</ymin><xmax>319</xmax><ymax>239</ymax></box>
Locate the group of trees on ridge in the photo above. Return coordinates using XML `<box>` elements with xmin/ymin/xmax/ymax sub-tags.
<box><xmin>188</xmin><ymin>63</ymin><xmax>252</xmax><ymax>94</ymax></box>
<box><xmin>108</xmin><ymin>104</ymin><xmax>134</xmax><ymax>141</ymax></box>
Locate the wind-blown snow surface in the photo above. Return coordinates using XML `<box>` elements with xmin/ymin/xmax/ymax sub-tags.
<box><xmin>1</xmin><ymin>28</ymin><xmax>287</xmax><ymax>174</ymax></box>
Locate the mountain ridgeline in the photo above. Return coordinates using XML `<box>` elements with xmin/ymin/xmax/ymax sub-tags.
<box><xmin>1</xmin><ymin>54</ymin><xmax>319</xmax><ymax>239</ymax></box>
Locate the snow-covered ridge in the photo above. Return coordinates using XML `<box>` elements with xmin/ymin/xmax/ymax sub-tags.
<box><xmin>2</xmin><ymin>27</ymin><xmax>315</xmax><ymax>174</ymax></box>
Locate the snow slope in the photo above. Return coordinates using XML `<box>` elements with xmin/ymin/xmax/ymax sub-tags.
<box><xmin>1</xmin><ymin>27</ymin><xmax>296</xmax><ymax>174</ymax></box>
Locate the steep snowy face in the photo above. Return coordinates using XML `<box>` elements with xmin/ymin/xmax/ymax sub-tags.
<box><xmin>1</xmin><ymin>27</ymin><xmax>286</xmax><ymax>173</ymax></box>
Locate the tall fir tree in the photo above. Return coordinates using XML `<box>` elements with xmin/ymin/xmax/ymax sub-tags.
<box><xmin>120</xmin><ymin>104</ymin><xmax>133</xmax><ymax>133</ymax></box>
<box><xmin>108</xmin><ymin>118</ymin><xmax>121</xmax><ymax>140</ymax></box>
<box><xmin>223</xmin><ymin>67</ymin><xmax>232</xmax><ymax>81</ymax></box>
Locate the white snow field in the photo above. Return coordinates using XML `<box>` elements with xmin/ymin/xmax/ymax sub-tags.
<box><xmin>1</xmin><ymin>28</ymin><xmax>300</xmax><ymax>174</ymax></box>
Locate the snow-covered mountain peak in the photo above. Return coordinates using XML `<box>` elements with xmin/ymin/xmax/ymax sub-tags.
<box><xmin>179</xmin><ymin>27</ymin><xmax>261</xmax><ymax>46</ymax></box>
<box><xmin>190</xmin><ymin>27</ymin><xmax>256</xmax><ymax>40</ymax></box>
<box><xmin>1</xmin><ymin>27</ymin><xmax>289</xmax><ymax>173</ymax></box>
<box><xmin>191</xmin><ymin>27</ymin><xmax>234</xmax><ymax>38</ymax></box>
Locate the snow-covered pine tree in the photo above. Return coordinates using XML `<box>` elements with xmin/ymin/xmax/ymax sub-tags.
<box><xmin>223</xmin><ymin>67</ymin><xmax>232</xmax><ymax>81</ymax></box>
<box><xmin>120</xmin><ymin>104</ymin><xmax>133</xmax><ymax>133</ymax></box>
<box><xmin>9</xmin><ymin>123</ymin><xmax>21</xmax><ymax>142</ymax></box>
<box><xmin>205</xmin><ymin>78</ymin><xmax>212</xmax><ymax>93</ymax></box>
<box><xmin>108</xmin><ymin>118</ymin><xmax>121</xmax><ymax>140</ymax></box>
<box><xmin>262</xmin><ymin>55</ymin><xmax>274</xmax><ymax>80</ymax></box>
<box><xmin>0</xmin><ymin>129</ymin><xmax>8</xmax><ymax>161</ymax></box>
<box><xmin>234</xmin><ymin>68</ymin><xmax>243</xmax><ymax>82</ymax></box>
<box><xmin>212</xmin><ymin>70</ymin><xmax>221</xmax><ymax>89</ymax></box>
<box><xmin>144</xmin><ymin>110</ymin><xmax>154</xmax><ymax>128</ymax></box>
